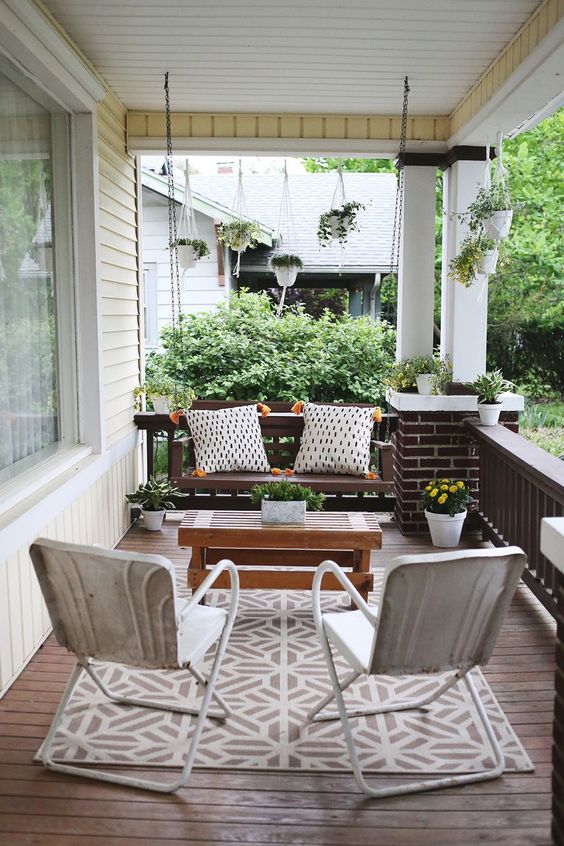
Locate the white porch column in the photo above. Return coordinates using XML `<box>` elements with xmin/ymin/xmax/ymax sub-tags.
<box><xmin>396</xmin><ymin>165</ymin><xmax>437</xmax><ymax>360</ymax></box>
<box><xmin>440</xmin><ymin>159</ymin><xmax>487</xmax><ymax>381</ymax></box>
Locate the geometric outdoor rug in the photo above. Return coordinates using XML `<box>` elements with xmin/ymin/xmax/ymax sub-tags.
<box><xmin>38</xmin><ymin>565</ymin><xmax>533</xmax><ymax>775</ymax></box>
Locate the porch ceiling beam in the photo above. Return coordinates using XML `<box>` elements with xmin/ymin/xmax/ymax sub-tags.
<box><xmin>127</xmin><ymin>112</ymin><xmax>450</xmax><ymax>156</ymax></box>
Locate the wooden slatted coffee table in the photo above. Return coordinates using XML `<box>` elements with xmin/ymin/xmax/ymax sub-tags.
<box><xmin>178</xmin><ymin>510</ymin><xmax>382</xmax><ymax>603</ymax></box>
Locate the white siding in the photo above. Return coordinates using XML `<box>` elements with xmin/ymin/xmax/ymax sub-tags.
<box><xmin>142</xmin><ymin>189</ymin><xmax>226</xmax><ymax>347</ymax></box>
<box><xmin>0</xmin><ymin>447</ymin><xmax>137</xmax><ymax>695</ymax></box>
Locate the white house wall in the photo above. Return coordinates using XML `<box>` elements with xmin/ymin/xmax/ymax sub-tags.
<box><xmin>142</xmin><ymin>190</ymin><xmax>226</xmax><ymax>347</ymax></box>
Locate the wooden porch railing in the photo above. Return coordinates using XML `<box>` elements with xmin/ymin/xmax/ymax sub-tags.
<box><xmin>465</xmin><ymin>419</ymin><xmax>564</xmax><ymax>618</ymax></box>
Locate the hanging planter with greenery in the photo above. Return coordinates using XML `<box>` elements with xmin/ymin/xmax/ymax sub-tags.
<box><xmin>465</xmin><ymin>182</ymin><xmax>513</xmax><ymax>241</ymax></box>
<box><xmin>269</xmin><ymin>254</ymin><xmax>303</xmax><ymax>288</ymax></box>
<box><xmin>318</xmin><ymin>200</ymin><xmax>365</xmax><ymax>247</ymax></box>
<box><xmin>171</xmin><ymin>237</ymin><xmax>211</xmax><ymax>269</ymax></box>
<box><xmin>448</xmin><ymin>234</ymin><xmax>498</xmax><ymax>288</ymax></box>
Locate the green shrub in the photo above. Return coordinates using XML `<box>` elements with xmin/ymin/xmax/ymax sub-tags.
<box><xmin>250</xmin><ymin>480</ymin><xmax>325</xmax><ymax>511</ymax></box>
<box><xmin>147</xmin><ymin>290</ymin><xmax>396</xmax><ymax>405</ymax></box>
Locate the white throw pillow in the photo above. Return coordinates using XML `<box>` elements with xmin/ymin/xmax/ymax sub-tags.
<box><xmin>186</xmin><ymin>405</ymin><xmax>270</xmax><ymax>473</ymax></box>
<box><xmin>294</xmin><ymin>403</ymin><xmax>375</xmax><ymax>476</ymax></box>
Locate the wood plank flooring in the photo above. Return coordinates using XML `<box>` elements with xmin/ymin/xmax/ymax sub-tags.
<box><xmin>0</xmin><ymin>515</ymin><xmax>555</xmax><ymax>845</ymax></box>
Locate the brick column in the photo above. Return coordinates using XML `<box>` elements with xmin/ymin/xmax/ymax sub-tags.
<box><xmin>392</xmin><ymin>407</ymin><xmax>519</xmax><ymax>534</ymax></box>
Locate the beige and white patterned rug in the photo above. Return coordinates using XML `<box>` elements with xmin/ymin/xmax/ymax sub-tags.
<box><xmin>38</xmin><ymin>572</ymin><xmax>533</xmax><ymax>775</ymax></box>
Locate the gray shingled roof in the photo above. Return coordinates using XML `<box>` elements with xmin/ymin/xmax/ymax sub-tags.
<box><xmin>189</xmin><ymin>173</ymin><xmax>396</xmax><ymax>270</ymax></box>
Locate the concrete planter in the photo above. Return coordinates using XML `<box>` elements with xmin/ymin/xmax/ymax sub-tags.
<box><xmin>477</xmin><ymin>248</ymin><xmax>499</xmax><ymax>275</ymax></box>
<box><xmin>261</xmin><ymin>499</ymin><xmax>306</xmax><ymax>525</ymax></box>
<box><xmin>151</xmin><ymin>395</ymin><xmax>170</xmax><ymax>415</ymax></box>
<box><xmin>328</xmin><ymin>215</ymin><xmax>351</xmax><ymax>241</ymax></box>
<box><xmin>177</xmin><ymin>245</ymin><xmax>197</xmax><ymax>269</ymax></box>
<box><xmin>142</xmin><ymin>508</ymin><xmax>165</xmax><ymax>531</ymax></box>
<box><xmin>478</xmin><ymin>403</ymin><xmax>502</xmax><ymax>426</ymax></box>
<box><xmin>425</xmin><ymin>509</ymin><xmax>467</xmax><ymax>548</ymax></box>
<box><xmin>274</xmin><ymin>266</ymin><xmax>299</xmax><ymax>287</ymax></box>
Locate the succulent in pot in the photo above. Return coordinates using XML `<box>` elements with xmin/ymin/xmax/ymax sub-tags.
<box><xmin>465</xmin><ymin>370</ymin><xmax>513</xmax><ymax>426</ymax></box>
<box><xmin>171</xmin><ymin>238</ymin><xmax>210</xmax><ymax>269</ymax></box>
<box><xmin>317</xmin><ymin>201</ymin><xmax>365</xmax><ymax>247</ymax></box>
<box><xmin>126</xmin><ymin>476</ymin><xmax>188</xmax><ymax>531</ymax></box>
<box><xmin>419</xmin><ymin>478</ymin><xmax>473</xmax><ymax>547</ymax></box>
<box><xmin>250</xmin><ymin>479</ymin><xmax>325</xmax><ymax>525</ymax></box>
<box><xmin>269</xmin><ymin>253</ymin><xmax>304</xmax><ymax>288</ymax></box>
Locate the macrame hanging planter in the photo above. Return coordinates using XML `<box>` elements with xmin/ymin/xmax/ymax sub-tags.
<box><xmin>317</xmin><ymin>162</ymin><xmax>365</xmax><ymax>251</ymax></box>
<box><xmin>217</xmin><ymin>160</ymin><xmax>261</xmax><ymax>278</ymax></box>
<box><xmin>483</xmin><ymin>131</ymin><xmax>513</xmax><ymax>241</ymax></box>
<box><xmin>175</xmin><ymin>159</ymin><xmax>210</xmax><ymax>285</ymax></box>
<box><xmin>269</xmin><ymin>160</ymin><xmax>303</xmax><ymax>312</ymax></box>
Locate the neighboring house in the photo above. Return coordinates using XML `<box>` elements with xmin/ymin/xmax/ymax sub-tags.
<box><xmin>141</xmin><ymin>163</ymin><xmax>396</xmax><ymax>348</ymax></box>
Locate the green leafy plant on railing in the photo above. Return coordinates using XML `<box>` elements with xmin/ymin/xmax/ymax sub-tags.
<box><xmin>466</xmin><ymin>370</ymin><xmax>513</xmax><ymax>404</ymax></box>
<box><xmin>385</xmin><ymin>353</ymin><xmax>452</xmax><ymax>394</ymax></box>
<box><xmin>250</xmin><ymin>480</ymin><xmax>326</xmax><ymax>511</ymax></box>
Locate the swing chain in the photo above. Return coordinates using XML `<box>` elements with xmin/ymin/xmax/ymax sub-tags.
<box><xmin>388</xmin><ymin>76</ymin><xmax>410</xmax><ymax>280</ymax></box>
<box><xmin>164</xmin><ymin>72</ymin><xmax>181</xmax><ymax>328</ymax></box>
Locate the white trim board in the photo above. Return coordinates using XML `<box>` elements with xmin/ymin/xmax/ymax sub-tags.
<box><xmin>0</xmin><ymin>429</ymin><xmax>138</xmax><ymax>563</ymax></box>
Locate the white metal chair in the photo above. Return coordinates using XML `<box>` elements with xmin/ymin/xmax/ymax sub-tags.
<box><xmin>309</xmin><ymin>546</ymin><xmax>526</xmax><ymax>798</ymax></box>
<box><xmin>30</xmin><ymin>537</ymin><xmax>239</xmax><ymax>793</ymax></box>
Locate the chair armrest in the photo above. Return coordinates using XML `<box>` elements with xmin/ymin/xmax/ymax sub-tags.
<box><xmin>178</xmin><ymin>558</ymin><xmax>240</xmax><ymax>623</ymax></box>
<box><xmin>311</xmin><ymin>560</ymin><xmax>377</xmax><ymax>638</ymax></box>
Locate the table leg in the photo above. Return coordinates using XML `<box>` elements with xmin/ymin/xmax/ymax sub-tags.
<box><xmin>188</xmin><ymin>546</ymin><xmax>207</xmax><ymax>605</ymax></box>
<box><xmin>350</xmin><ymin>548</ymin><xmax>371</xmax><ymax>608</ymax></box>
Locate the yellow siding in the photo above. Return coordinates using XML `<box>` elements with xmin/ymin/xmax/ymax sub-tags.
<box><xmin>0</xmin><ymin>448</ymin><xmax>137</xmax><ymax>695</ymax></box>
<box><xmin>98</xmin><ymin>94</ymin><xmax>141</xmax><ymax>447</ymax></box>
<box><xmin>450</xmin><ymin>0</ymin><xmax>563</xmax><ymax>135</ymax></box>
<box><xmin>127</xmin><ymin>111</ymin><xmax>451</xmax><ymax>145</ymax></box>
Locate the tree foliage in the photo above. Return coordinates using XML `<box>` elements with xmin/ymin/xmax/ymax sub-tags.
<box><xmin>147</xmin><ymin>290</ymin><xmax>396</xmax><ymax>404</ymax></box>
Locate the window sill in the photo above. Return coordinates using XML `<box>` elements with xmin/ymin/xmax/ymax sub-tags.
<box><xmin>0</xmin><ymin>444</ymin><xmax>92</xmax><ymax>520</ymax></box>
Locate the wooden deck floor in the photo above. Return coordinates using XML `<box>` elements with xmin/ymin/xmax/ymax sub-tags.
<box><xmin>0</xmin><ymin>516</ymin><xmax>556</xmax><ymax>845</ymax></box>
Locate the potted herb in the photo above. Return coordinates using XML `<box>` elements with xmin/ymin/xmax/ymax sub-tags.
<box><xmin>466</xmin><ymin>370</ymin><xmax>513</xmax><ymax>426</ymax></box>
<box><xmin>134</xmin><ymin>378</ymin><xmax>194</xmax><ymax>416</ymax></box>
<box><xmin>218</xmin><ymin>220</ymin><xmax>262</xmax><ymax>253</ymax></box>
<box><xmin>171</xmin><ymin>238</ymin><xmax>210</xmax><ymax>269</ymax></box>
<box><xmin>419</xmin><ymin>478</ymin><xmax>473</xmax><ymax>547</ymax></box>
<box><xmin>466</xmin><ymin>182</ymin><xmax>513</xmax><ymax>241</ymax></box>
<box><xmin>448</xmin><ymin>234</ymin><xmax>498</xmax><ymax>288</ymax></box>
<box><xmin>126</xmin><ymin>476</ymin><xmax>187</xmax><ymax>531</ymax></box>
<box><xmin>250</xmin><ymin>479</ymin><xmax>325</xmax><ymax>525</ymax></box>
<box><xmin>269</xmin><ymin>254</ymin><xmax>303</xmax><ymax>288</ymax></box>
<box><xmin>318</xmin><ymin>201</ymin><xmax>365</xmax><ymax>247</ymax></box>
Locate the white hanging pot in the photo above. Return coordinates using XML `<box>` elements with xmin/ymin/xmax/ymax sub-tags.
<box><xmin>151</xmin><ymin>395</ymin><xmax>170</xmax><ymax>414</ymax></box>
<box><xmin>328</xmin><ymin>215</ymin><xmax>351</xmax><ymax>241</ymax></box>
<box><xmin>416</xmin><ymin>373</ymin><xmax>434</xmax><ymax>395</ymax></box>
<box><xmin>425</xmin><ymin>509</ymin><xmax>467</xmax><ymax>548</ymax></box>
<box><xmin>274</xmin><ymin>266</ymin><xmax>299</xmax><ymax>288</ymax></box>
<box><xmin>478</xmin><ymin>403</ymin><xmax>501</xmax><ymax>426</ymax></box>
<box><xmin>177</xmin><ymin>245</ymin><xmax>197</xmax><ymax>269</ymax></box>
<box><xmin>483</xmin><ymin>210</ymin><xmax>513</xmax><ymax>240</ymax></box>
<box><xmin>477</xmin><ymin>247</ymin><xmax>499</xmax><ymax>275</ymax></box>
<box><xmin>142</xmin><ymin>508</ymin><xmax>165</xmax><ymax>531</ymax></box>
<box><xmin>229</xmin><ymin>233</ymin><xmax>250</xmax><ymax>253</ymax></box>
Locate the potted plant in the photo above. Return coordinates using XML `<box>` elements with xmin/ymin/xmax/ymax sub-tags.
<box><xmin>134</xmin><ymin>378</ymin><xmax>194</xmax><ymax>416</ymax></box>
<box><xmin>466</xmin><ymin>182</ymin><xmax>513</xmax><ymax>241</ymax></box>
<box><xmin>419</xmin><ymin>478</ymin><xmax>473</xmax><ymax>547</ymax></box>
<box><xmin>269</xmin><ymin>254</ymin><xmax>303</xmax><ymax>288</ymax></box>
<box><xmin>317</xmin><ymin>201</ymin><xmax>365</xmax><ymax>247</ymax></box>
<box><xmin>250</xmin><ymin>479</ymin><xmax>325</xmax><ymax>525</ymax></box>
<box><xmin>218</xmin><ymin>220</ymin><xmax>262</xmax><ymax>253</ymax></box>
<box><xmin>448</xmin><ymin>234</ymin><xmax>498</xmax><ymax>287</ymax></box>
<box><xmin>466</xmin><ymin>370</ymin><xmax>513</xmax><ymax>426</ymax></box>
<box><xmin>386</xmin><ymin>354</ymin><xmax>452</xmax><ymax>396</ymax></box>
<box><xmin>126</xmin><ymin>476</ymin><xmax>187</xmax><ymax>531</ymax></box>
<box><xmin>171</xmin><ymin>238</ymin><xmax>210</xmax><ymax>269</ymax></box>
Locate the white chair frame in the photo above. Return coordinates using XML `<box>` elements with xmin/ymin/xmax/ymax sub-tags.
<box><xmin>36</xmin><ymin>553</ymin><xmax>239</xmax><ymax>794</ymax></box>
<box><xmin>309</xmin><ymin>555</ymin><xmax>522</xmax><ymax>798</ymax></box>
